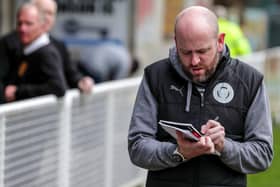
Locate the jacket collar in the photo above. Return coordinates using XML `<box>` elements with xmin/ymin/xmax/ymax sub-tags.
<box><xmin>168</xmin><ymin>44</ymin><xmax>231</xmax><ymax>112</ymax></box>
<box><xmin>23</xmin><ymin>33</ymin><xmax>50</xmax><ymax>55</ymax></box>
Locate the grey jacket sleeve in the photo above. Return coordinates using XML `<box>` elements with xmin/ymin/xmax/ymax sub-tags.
<box><xmin>128</xmin><ymin>76</ymin><xmax>179</xmax><ymax>171</ymax></box>
<box><xmin>220</xmin><ymin>81</ymin><xmax>273</xmax><ymax>174</ymax></box>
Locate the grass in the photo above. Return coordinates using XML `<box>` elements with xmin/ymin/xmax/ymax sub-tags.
<box><xmin>247</xmin><ymin>125</ymin><xmax>280</xmax><ymax>187</ymax></box>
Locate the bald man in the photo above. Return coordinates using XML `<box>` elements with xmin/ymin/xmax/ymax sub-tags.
<box><xmin>128</xmin><ymin>6</ymin><xmax>273</xmax><ymax>187</ymax></box>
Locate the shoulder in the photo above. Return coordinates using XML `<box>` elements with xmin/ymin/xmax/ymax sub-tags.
<box><xmin>33</xmin><ymin>43</ymin><xmax>61</xmax><ymax>62</ymax></box>
<box><xmin>0</xmin><ymin>31</ymin><xmax>18</xmax><ymax>42</ymax></box>
<box><xmin>38</xmin><ymin>43</ymin><xmax>59</xmax><ymax>53</ymax></box>
<box><xmin>228</xmin><ymin>58</ymin><xmax>263</xmax><ymax>100</ymax></box>
<box><xmin>50</xmin><ymin>35</ymin><xmax>67</xmax><ymax>50</ymax></box>
<box><xmin>0</xmin><ymin>31</ymin><xmax>21</xmax><ymax>50</ymax></box>
<box><xmin>145</xmin><ymin>58</ymin><xmax>171</xmax><ymax>74</ymax></box>
<box><xmin>144</xmin><ymin>58</ymin><xmax>183</xmax><ymax>91</ymax></box>
<box><xmin>230</xmin><ymin>58</ymin><xmax>263</xmax><ymax>81</ymax></box>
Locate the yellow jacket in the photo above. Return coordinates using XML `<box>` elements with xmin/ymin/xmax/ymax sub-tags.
<box><xmin>218</xmin><ymin>18</ymin><xmax>252</xmax><ymax>57</ymax></box>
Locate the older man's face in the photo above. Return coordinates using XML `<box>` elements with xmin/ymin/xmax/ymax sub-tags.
<box><xmin>17</xmin><ymin>6</ymin><xmax>44</xmax><ymax>46</ymax></box>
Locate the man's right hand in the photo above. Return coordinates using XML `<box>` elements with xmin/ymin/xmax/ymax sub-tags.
<box><xmin>5</xmin><ymin>85</ymin><xmax>17</xmax><ymax>102</ymax></box>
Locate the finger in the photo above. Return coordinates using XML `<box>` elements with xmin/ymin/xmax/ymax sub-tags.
<box><xmin>205</xmin><ymin>136</ymin><xmax>215</xmax><ymax>153</ymax></box>
<box><xmin>199</xmin><ymin>136</ymin><xmax>206</xmax><ymax>145</ymax></box>
<box><xmin>208</xmin><ymin>125</ymin><xmax>225</xmax><ymax>137</ymax></box>
<box><xmin>200</xmin><ymin>124</ymin><xmax>207</xmax><ymax>134</ymax></box>
<box><xmin>210</xmin><ymin>131</ymin><xmax>225</xmax><ymax>145</ymax></box>
<box><xmin>204</xmin><ymin>136</ymin><xmax>213</xmax><ymax>146</ymax></box>
<box><xmin>205</xmin><ymin>122</ymin><xmax>223</xmax><ymax>136</ymax></box>
<box><xmin>206</xmin><ymin>120</ymin><xmax>220</xmax><ymax>128</ymax></box>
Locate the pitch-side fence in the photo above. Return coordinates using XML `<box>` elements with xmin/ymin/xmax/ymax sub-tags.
<box><xmin>0</xmin><ymin>77</ymin><xmax>145</xmax><ymax>187</ymax></box>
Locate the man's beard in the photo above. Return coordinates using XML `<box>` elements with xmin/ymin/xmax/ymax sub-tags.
<box><xmin>192</xmin><ymin>68</ymin><xmax>215</xmax><ymax>83</ymax></box>
<box><xmin>188</xmin><ymin>52</ymin><xmax>220</xmax><ymax>84</ymax></box>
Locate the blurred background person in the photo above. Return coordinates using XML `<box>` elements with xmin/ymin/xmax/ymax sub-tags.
<box><xmin>4</xmin><ymin>2</ymin><xmax>67</xmax><ymax>102</ymax></box>
<box><xmin>79</xmin><ymin>30</ymin><xmax>133</xmax><ymax>83</ymax></box>
<box><xmin>215</xmin><ymin>5</ymin><xmax>252</xmax><ymax>57</ymax></box>
<box><xmin>32</xmin><ymin>0</ymin><xmax>94</xmax><ymax>93</ymax></box>
<box><xmin>196</xmin><ymin>0</ymin><xmax>252</xmax><ymax>57</ymax></box>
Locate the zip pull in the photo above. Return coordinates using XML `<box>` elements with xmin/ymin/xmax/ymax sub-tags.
<box><xmin>200</xmin><ymin>91</ymin><xmax>205</xmax><ymax>107</ymax></box>
<box><xmin>196</xmin><ymin>87</ymin><xmax>205</xmax><ymax>107</ymax></box>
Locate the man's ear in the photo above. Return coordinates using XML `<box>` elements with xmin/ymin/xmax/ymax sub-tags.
<box><xmin>174</xmin><ymin>35</ymin><xmax>179</xmax><ymax>53</ymax></box>
<box><xmin>217</xmin><ymin>33</ymin><xmax>225</xmax><ymax>52</ymax></box>
<box><xmin>174</xmin><ymin>35</ymin><xmax>177</xmax><ymax>46</ymax></box>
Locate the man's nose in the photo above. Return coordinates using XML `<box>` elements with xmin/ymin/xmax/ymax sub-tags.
<box><xmin>18</xmin><ymin>24</ymin><xmax>26</xmax><ymax>32</ymax></box>
<box><xmin>191</xmin><ymin>53</ymin><xmax>200</xmax><ymax>65</ymax></box>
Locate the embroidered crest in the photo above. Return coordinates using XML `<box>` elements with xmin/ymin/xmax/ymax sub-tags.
<box><xmin>213</xmin><ymin>82</ymin><xmax>234</xmax><ymax>104</ymax></box>
<box><xmin>170</xmin><ymin>85</ymin><xmax>184</xmax><ymax>96</ymax></box>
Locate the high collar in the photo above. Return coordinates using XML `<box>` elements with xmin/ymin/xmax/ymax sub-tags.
<box><xmin>23</xmin><ymin>33</ymin><xmax>50</xmax><ymax>55</ymax></box>
<box><xmin>168</xmin><ymin>44</ymin><xmax>231</xmax><ymax>112</ymax></box>
<box><xmin>168</xmin><ymin>44</ymin><xmax>231</xmax><ymax>82</ymax></box>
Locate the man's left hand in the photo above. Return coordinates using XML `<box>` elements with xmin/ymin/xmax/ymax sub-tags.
<box><xmin>78</xmin><ymin>76</ymin><xmax>94</xmax><ymax>94</ymax></box>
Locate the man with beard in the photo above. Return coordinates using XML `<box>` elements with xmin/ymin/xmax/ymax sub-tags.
<box><xmin>128</xmin><ymin>6</ymin><xmax>273</xmax><ymax>187</ymax></box>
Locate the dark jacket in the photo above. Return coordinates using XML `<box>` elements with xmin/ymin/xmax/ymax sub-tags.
<box><xmin>50</xmin><ymin>36</ymin><xmax>84</xmax><ymax>88</ymax></box>
<box><xmin>0</xmin><ymin>31</ymin><xmax>21</xmax><ymax>103</ymax></box>
<box><xmin>144</xmin><ymin>52</ymin><xmax>262</xmax><ymax>187</ymax></box>
<box><xmin>0</xmin><ymin>31</ymin><xmax>84</xmax><ymax>89</ymax></box>
<box><xmin>128</xmin><ymin>46</ymin><xmax>273</xmax><ymax>187</ymax></box>
<box><xmin>9</xmin><ymin>42</ymin><xmax>67</xmax><ymax>100</ymax></box>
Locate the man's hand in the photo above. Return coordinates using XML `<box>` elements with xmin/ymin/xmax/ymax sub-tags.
<box><xmin>201</xmin><ymin>119</ymin><xmax>225</xmax><ymax>153</ymax></box>
<box><xmin>176</xmin><ymin>131</ymin><xmax>215</xmax><ymax>160</ymax></box>
<box><xmin>5</xmin><ymin>85</ymin><xmax>17</xmax><ymax>102</ymax></box>
<box><xmin>78</xmin><ymin>76</ymin><xmax>94</xmax><ymax>94</ymax></box>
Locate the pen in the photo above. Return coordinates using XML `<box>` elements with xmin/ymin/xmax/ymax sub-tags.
<box><xmin>214</xmin><ymin>116</ymin><xmax>219</xmax><ymax>121</ymax></box>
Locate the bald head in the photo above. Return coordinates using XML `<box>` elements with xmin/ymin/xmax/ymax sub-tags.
<box><xmin>32</xmin><ymin>0</ymin><xmax>57</xmax><ymax>32</ymax></box>
<box><xmin>175</xmin><ymin>6</ymin><xmax>219</xmax><ymax>39</ymax></box>
<box><xmin>173</xmin><ymin>6</ymin><xmax>225</xmax><ymax>83</ymax></box>
<box><xmin>32</xmin><ymin>0</ymin><xmax>57</xmax><ymax>12</ymax></box>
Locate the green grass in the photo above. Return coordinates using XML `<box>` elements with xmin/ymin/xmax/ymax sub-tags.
<box><xmin>248</xmin><ymin>126</ymin><xmax>280</xmax><ymax>187</ymax></box>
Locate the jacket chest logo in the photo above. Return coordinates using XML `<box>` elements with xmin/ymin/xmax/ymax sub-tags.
<box><xmin>213</xmin><ymin>82</ymin><xmax>234</xmax><ymax>103</ymax></box>
<box><xmin>170</xmin><ymin>85</ymin><xmax>184</xmax><ymax>96</ymax></box>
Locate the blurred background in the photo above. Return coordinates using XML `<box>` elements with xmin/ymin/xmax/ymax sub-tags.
<box><xmin>1</xmin><ymin>0</ymin><xmax>280</xmax><ymax>70</ymax></box>
<box><xmin>0</xmin><ymin>0</ymin><xmax>280</xmax><ymax>187</ymax></box>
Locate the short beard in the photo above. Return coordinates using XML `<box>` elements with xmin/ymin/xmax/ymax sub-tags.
<box><xmin>190</xmin><ymin>52</ymin><xmax>220</xmax><ymax>84</ymax></box>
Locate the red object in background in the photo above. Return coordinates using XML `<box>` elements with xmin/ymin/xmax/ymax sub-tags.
<box><xmin>137</xmin><ymin>0</ymin><xmax>154</xmax><ymax>25</ymax></box>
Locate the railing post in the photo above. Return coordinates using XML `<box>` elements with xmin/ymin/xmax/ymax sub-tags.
<box><xmin>0</xmin><ymin>115</ymin><xmax>6</xmax><ymax>187</ymax></box>
<box><xmin>58</xmin><ymin>91</ymin><xmax>77</xmax><ymax>187</ymax></box>
<box><xmin>105</xmin><ymin>92</ymin><xmax>115</xmax><ymax>187</ymax></box>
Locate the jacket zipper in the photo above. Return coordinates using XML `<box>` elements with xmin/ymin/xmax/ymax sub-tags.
<box><xmin>197</xmin><ymin>87</ymin><xmax>205</xmax><ymax>107</ymax></box>
<box><xmin>200</xmin><ymin>91</ymin><xmax>205</xmax><ymax>107</ymax></box>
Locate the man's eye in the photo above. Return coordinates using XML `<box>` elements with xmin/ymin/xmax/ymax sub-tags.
<box><xmin>198</xmin><ymin>49</ymin><xmax>207</xmax><ymax>54</ymax></box>
<box><xmin>181</xmin><ymin>51</ymin><xmax>191</xmax><ymax>55</ymax></box>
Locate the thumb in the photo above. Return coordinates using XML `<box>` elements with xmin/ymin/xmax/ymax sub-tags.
<box><xmin>176</xmin><ymin>131</ymin><xmax>184</xmax><ymax>142</ymax></box>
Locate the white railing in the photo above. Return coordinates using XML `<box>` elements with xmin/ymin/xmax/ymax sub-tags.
<box><xmin>0</xmin><ymin>77</ymin><xmax>146</xmax><ymax>187</ymax></box>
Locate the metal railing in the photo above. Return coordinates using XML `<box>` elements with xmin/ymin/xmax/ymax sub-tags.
<box><xmin>0</xmin><ymin>77</ymin><xmax>146</xmax><ymax>187</ymax></box>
